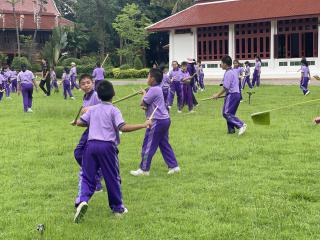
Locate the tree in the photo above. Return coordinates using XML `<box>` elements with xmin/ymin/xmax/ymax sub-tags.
<box><xmin>112</xmin><ymin>3</ymin><xmax>151</xmax><ymax>66</ymax></box>
<box><xmin>41</xmin><ymin>27</ymin><xmax>68</xmax><ymax>67</ymax></box>
<box><xmin>7</xmin><ymin>0</ymin><xmax>22</xmax><ymax>57</ymax></box>
<box><xmin>65</xmin><ymin>25</ymin><xmax>89</xmax><ymax>57</ymax></box>
<box><xmin>150</xmin><ymin>0</ymin><xmax>195</xmax><ymax>14</ymax></box>
<box><xmin>54</xmin><ymin>0</ymin><xmax>76</xmax><ymax>19</ymax></box>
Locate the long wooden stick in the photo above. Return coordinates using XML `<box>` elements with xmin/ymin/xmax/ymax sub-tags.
<box><xmin>112</xmin><ymin>87</ymin><xmax>148</xmax><ymax>104</ymax></box>
<box><xmin>149</xmin><ymin>106</ymin><xmax>159</xmax><ymax>120</ymax></box>
<box><xmin>200</xmin><ymin>96</ymin><xmax>226</xmax><ymax>101</ymax></box>
<box><xmin>101</xmin><ymin>54</ymin><xmax>109</xmax><ymax>67</ymax></box>
<box><xmin>73</xmin><ymin>106</ymin><xmax>83</xmax><ymax>124</ymax></box>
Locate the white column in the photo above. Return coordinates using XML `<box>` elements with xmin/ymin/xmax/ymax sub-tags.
<box><xmin>169</xmin><ymin>30</ymin><xmax>174</xmax><ymax>68</ymax></box>
<box><xmin>270</xmin><ymin>20</ymin><xmax>277</xmax><ymax>68</ymax></box>
<box><xmin>318</xmin><ymin>17</ymin><xmax>320</xmax><ymax>68</ymax></box>
<box><xmin>228</xmin><ymin>24</ymin><xmax>235</xmax><ymax>59</ymax></box>
<box><xmin>192</xmin><ymin>27</ymin><xmax>197</xmax><ymax>60</ymax></box>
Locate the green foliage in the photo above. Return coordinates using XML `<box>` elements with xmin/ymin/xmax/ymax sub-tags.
<box><xmin>112</xmin><ymin>3</ymin><xmax>151</xmax><ymax>65</ymax></box>
<box><xmin>65</xmin><ymin>26</ymin><xmax>90</xmax><ymax>57</ymax></box>
<box><xmin>133</xmin><ymin>56</ymin><xmax>144</xmax><ymax>70</ymax></box>
<box><xmin>112</xmin><ymin>68</ymin><xmax>149</xmax><ymax>79</ymax></box>
<box><xmin>119</xmin><ymin>64</ymin><xmax>131</xmax><ymax>70</ymax></box>
<box><xmin>55</xmin><ymin>66</ymin><xmax>64</xmax><ymax>78</ymax></box>
<box><xmin>11</xmin><ymin>57</ymin><xmax>30</xmax><ymax>70</ymax></box>
<box><xmin>31</xmin><ymin>64</ymin><xmax>42</xmax><ymax>73</ymax></box>
<box><xmin>0</xmin><ymin>53</ymin><xmax>7</xmax><ymax>64</ymax></box>
<box><xmin>77</xmin><ymin>65</ymin><xmax>94</xmax><ymax>75</ymax></box>
<box><xmin>61</xmin><ymin>57</ymin><xmax>81</xmax><ymax>67</ymax></box>
<box><xmin>150</xmin><ymin>0</ymin><xmax>194</xmax><ymax>14</ymax></box>
<box><xmin>80</xmin><ymin>56</ymin><xmax>97</xmax><ymax>66</ymax></box>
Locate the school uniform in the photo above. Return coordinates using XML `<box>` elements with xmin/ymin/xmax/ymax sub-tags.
<box><xmin>222</xmin><ymin>69</ymin><xmax>244</xmax><ymax>133</ymax></box>
<box><xmin>78</xmin><ymin>102</ymin><xmax>126</xmax><ymax>213</ymax></box>
<box><xmin>62</xmin><ymin>73</ymin><xmax>73</xmax><ymax>99</ymax></box>
<box><xmin>50</xmin><ymin>71</ymin><xmax>59</xmax><ymax>92</ymax></box>
<box><xmin>92</xmin><ymin>67</ymin><xmax>105</xmax><ymax>90</ymax></box>
<box><xmin>161</xmin><ymin>73</ymin><xmax>170</xmax><ymax>106</ymax></box>
<box><xmin>252</xmin><ymin>61</ymin><xmax>261</xmax><ymax>87</ymax></box>
<box><xmin>196</xmin><ymin>65</ymin><xmax>205</xmax><ymax>90</ymax></box>
<box><xmin>242</xmin><ymin>65</ymin><xmax>252</xmax><ymax>89</ymax></box>
<box><xmin>0</xmin><ymin>73</ymin><xmax>4</xmax><ymax>101</ymax></box>
<box><xmin>233</xmin><ymin>66</ymin><xmax>244</xmax><ymax>100</ymax></box>
<box><xmin>168</xmin><ymin>68</ymin><xmax>183</xmax><ymax>110</ymax></box>
<box><xmin>71</xmin><ymin>67</ymin><xmax>79</xmax><ymax>90</ymax></box>
<box><xmin>10</xmin><ymin>70</ymin><xmax>18</xmax><ymax>93</ymax></box>
<box><xmin>300</xmin><ymin>65</ymin><xmax>310</xmax><ymax>95</ymax></box>
<box><xmin>140</xmin><ymin>85</ymin><xmax>178</xmax><ymax>171</ymax></box>
<box><xmin>74</xmin><ymin>90</ymin><xmax>102</xmax><ymax>207</ymax></box>
<box><xmin>187</xmin><ymin>63</ymin><xmax>198</xmax><ymax>93</ymax></box>
<box><xmin>17</xmin><ymin>70</ymin><xmax>35</xmax><ymax>112</ymax></box>
<box><xmin>181</xmin><ymin>70</ymin><xmax>194</xmax><ymax>111</ymax></box>
<box><xmin>3</xmin><ymin>70</ymin><xmax>11</xmax><ymax>97</ymax></box>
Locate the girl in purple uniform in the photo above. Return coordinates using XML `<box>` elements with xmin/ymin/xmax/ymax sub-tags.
<box><xmin>300</xmin><ymin>58</ymin><xmax>311</xmax><ymax>96</ymax></box>
<box><xmin>17</xmin><ymin>64</ymin><xmax>38</xmax><ymax>112</ymax></box>
<box><xmin>196</xmin><ymin>62</ymin><xmax>205</xmax><ymax>91</ymax></box>
<box><xmin>168</xmin><ymin>61</ymin><xmax>183</xmax><ymax>112</ymax></box>
<box><xmin>242</xmin><ymin>61</ymin><xmax>252</xmax><ymax>89</ymax></box>
<box><xmin>62</xmin><ymin>68</ymin><xmax>75</xmax><ymax>100</ymax></box>
<box><xmin>0</xmin><ymin>73</ymin><xmax>4</xmax><ymax>101</ymax></box>
<box><xmin>130</xmin><ymin>68</ymin><xmax>180</xmax><ymax>176</ymax></box>
<box><xmin>233</xmin><ymin>59</ymin><xmax>244</xmax><ymax>100</ymax></box>
<box><xmin>252</xmin><ymin>56</ymin><xmax>262</xmax><ymax>87</ymax></box>
<box><xmin>159</xmin><ymin>65</ymin><xmax>170</xmax><ymax>106</ymax></box>
<box><xmin>72</xmin><ymin>80</ymin><xmax>152</xmax><ymax>223</ymax></box>
<box><xmin>71</xmin><ymin>62</ymin><xmax>80</xmax><ymax>90</ymax></box>
<box><xmin>10</xmin><ymin>67</ymin><xmax>18</xmax><ymax>93</ymax></box>
<box><xmin>50</xmin><ymin>67</ymin><xmax>59</xmax><ymax>93</ymax></box>
<box><xmin>3</xmin><ymin>66</ymin><xmax>12</xmax><ymax>99</ymax></box>
<box><xmin>181</xmin><ymin>61</ymin><xmax>196</xmax><ymax>113</ymax></box>
<box><xmin>212</xmin><ymin>56</ymin><xmax>247</xmax><ymax>135</ymax></box>
<box><xmin>92</xmin><ymin>62</ymin><xmax>105</xmax><ymax>90</ymax></box>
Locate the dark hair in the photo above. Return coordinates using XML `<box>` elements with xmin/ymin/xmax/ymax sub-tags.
<box><xmin>245</xmin><ymin>61</ymin><xmax>250</xmax><ymax>65</ymax></box>
<box><xmin>97</xmin><ymin>80</ymin><xmax>115</xmax><ymax>101</ymax></box>
<box><xmin>159</xmin><ymin>63</ymin><xmax>166</xmax><ymax>73</ymax></box>
<box><xmin>255</xmin><ymin>55</ymin><xmax>261</xmax><ymax>62</ymax></box>
<box><xmin>64</xmin><ymin>67</ymin><xmax>70</xmax><ymax>74</ymax></box>
<box><xmin>301</xmin><ymin>58</ymin><xmax>308</xmax><ymax>67</ymax></box>
<box><xmin>181</xmin><ymin>61</ymin><xmax>188</xmax><ymax>67</ymax></box>
<box><xmin>221</xmin><ymin>56</ymin><xmax>233</xmax><ymax>67</ymax></box>
<box><xmin>96</xmin><ymin>62</ymin><xmax>101</xmax><ymax>68</ymax></box>
<box><xmin>149</xmin><ymin>68</ymin><xmax>163</xmax><ymax>84</ymax></box>
<box><xmin>79</xmin><ymin>74</ymin><xmax>93</xmax><ymax>84</ymax></box>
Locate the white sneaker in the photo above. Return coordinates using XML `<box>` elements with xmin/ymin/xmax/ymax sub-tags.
<box><xmin>74</xmin><ymin>202</ymin><xmax>88</xmax><ymax>223</ymax></box>
<box><xmin>71</xmin><ymin>97</ymin><xmax>75</xmax><ymax>100</ymax></box>
<box><xmin>130</xmin><ymin>169</ymin><xmax>150</xmax><ymax>176</ymax></box>
<box><xmin>177</xmin><ymin>110</ymin><xmax>182</xmax><ymax>113</ymax></box>
<box><xmin>27</xmin><ymin>108</ymin><xmax>33</xmax><ymax>113</ymax></box>
<box><xmin>168</xmin><ymin>166</ymin><xmax>181</xmax><ymax>175</ymax></box>
<box><xmin>238</xmin><ymin>123</ymin><xmax>247</xmax><ymax>136</ymax></box>
<box><xmin>114</xmin><ymin>208</ymin><xmax>128</xmax><ymax>217</ymax></box>
<box><xmin>305</xmin><ymin>91</ymin><xmax>310</xmax><ymax>96</ymax></box>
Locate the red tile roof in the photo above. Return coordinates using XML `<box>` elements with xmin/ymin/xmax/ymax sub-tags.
<box><xmin>148</xmin><ymin>0</ymin><xmax>320</xmax><ymax>31</ymax></box>
<box><xmin>0</xmin><ymin>0</ymin><xmax>59</xmax><ymax>16</ymax></box>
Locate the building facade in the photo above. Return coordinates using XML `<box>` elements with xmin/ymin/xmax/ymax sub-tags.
<box><xmin>148</xmin><ymin>0</ymin><xmax>320</xmax><ymax>78</ymax></box>
<box><xmin>0</xmin><ymin>0</ymin><xmax>72</xmax><ymax>60</ymax></box>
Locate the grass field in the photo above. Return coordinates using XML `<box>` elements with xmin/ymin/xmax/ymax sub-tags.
<box><xmin>1</xmin><ymin>84</ymin><xmax>320</xmax><ymax>240</ymax></box>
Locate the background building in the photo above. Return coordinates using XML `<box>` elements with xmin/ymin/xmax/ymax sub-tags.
<box><xmin>148</xmin><ymin>0</ymin><xmax>320</xmax><ymax>78</ymax></box>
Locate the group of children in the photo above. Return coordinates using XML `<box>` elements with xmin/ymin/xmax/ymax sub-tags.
<box><xmin>0</xmin><ymin>65</ymin><xmax>18</xmax><ymax>101</ymax></box>
<box><xmin>71</xmin><ymin>69</ymin><xmax>180</xmax><ymax>223</ymax></box>
<box><xmin>160</xmin><ymin>59</ymin><xmax>205</xmax><ymax>113</ymax></box>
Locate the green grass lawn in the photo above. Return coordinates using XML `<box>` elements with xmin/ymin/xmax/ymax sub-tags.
<box><xmin>1</xmin><ymin>85</ymin><xmax>320</xmax><ymax>240</ymax></box>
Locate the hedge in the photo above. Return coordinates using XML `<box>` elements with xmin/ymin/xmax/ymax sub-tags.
<box><xmin>11</xmin><ymin>57</ymin><xmax>31</xmax><ymax>70</ymax></box>
<box><xmin>60</xmin><ymin>57</ymin><xmax>81</xmax><ymax>67</ymax></box>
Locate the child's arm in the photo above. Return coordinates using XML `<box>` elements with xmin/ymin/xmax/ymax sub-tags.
<box><xmin>71</xmin><ymin>119</ymin><xmax>88</xmax><ymax>127</ymax></box>
<box><xmin>120</xmin><ymin>120</ymin><xmax>152</xmax><ymax>132</ymax></box>
<box><xmin>212</xmin><ymin>88</ymin><xmax>226</xmax><ymax>99</ymax></box>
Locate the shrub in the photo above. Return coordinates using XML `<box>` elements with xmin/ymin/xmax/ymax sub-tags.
<box><xmin>77</xmin><ymin>65</ymin><xmax>94</xmax><ymax>75</ymax></box>
<box><xmin>119</xmin><ymin>64</ymin><xmax>131</xmax><ymax>70</ymax></box>
<box><xmin>55</xmin><ymin>66</ymin><xmax>64</xmax><ymax>78</ymax></box>
<box><xmin>61</xmin><ymin>57</ymin><xmax>81</xmax><ymax>67</ymax></box>
<box><xmin>11</xmin><ymin>57</ymin><xmax>31</xmax><ymax>70</ymax></box>
<box><xmin>80</xmin><ymin>56</ymin><xmax>97</xmax><ymax>65</ymax></box>
<box><xmin>31</xmin><ymin>64</ymin><xmax>42</xmax><ymax>73</ymax></box>
<box><xmin>112</xmin><ymin>68</ymin><xmax>149</xmax><ymax>79</ymax></box>
<box><xmin>133</xmin><ymin>56</ymin><xmax>144</xmax><ymax>70</ymax></box>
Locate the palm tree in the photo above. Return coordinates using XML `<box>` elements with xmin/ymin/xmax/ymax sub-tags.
<box><xmin>7</xmin><ymin>0</ymin><xmax>22</xmax><ymax>57</ymax></box>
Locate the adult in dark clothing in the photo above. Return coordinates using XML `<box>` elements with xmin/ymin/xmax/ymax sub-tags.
<box><xmin>39</xmin><ymin>59</ymin><xmax>51</xmax><ymax>96</ymax></box>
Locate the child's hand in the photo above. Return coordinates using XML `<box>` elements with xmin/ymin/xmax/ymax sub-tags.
<box><xmin>141</xmin><ymin>105</ymin><xmax>147</xmax><ymax>110</ymax></box>
<box><xmin>212</xmin><ymin>94</ymin><xmax>219</xmax><ymax>100</ymax></box>
<box><xmin>70</xmin><ymin>120</ymin><xmax>76</xmax><ymax>126</ymax></box>
<box><xmin>81</xmin><ymin>107</ymin><xmax>90</xmax><ymax>115</ymax></box>
<box><xmin>144</xmin><ymin>119</ymin><xmax>152</xmax><ymax>128</ymax></box>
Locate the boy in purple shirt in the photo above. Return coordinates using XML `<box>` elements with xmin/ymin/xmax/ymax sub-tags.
<box><xmin>10</xmin><ymin>67</ymin><xmax>18</xmax><ymax>93</ymax></box>
<box><xmin>300</xmin><ymin>58</ymin><xmax>311</xmax><ymax>96</ymax></box>
<box><xmin>0</xmin><ymin>73</ymin><xmax>4</xmax><ymax>101</ymax></box>
<box><xmin>17</xmin><ymin>64</ymin><xmax>38</xmax><ymax>112</ymax></box>
<box><xmin>181</xmin><ymin>61</ymin><xmax>196</xmax><ymax>113</ymax></box>
<box><xmin>72</xmin><ymin>80</ymin><xmax>152</xmax><ymax>223</ymax></box>
<box><xmin>233</xmin><ymin>60</ymin><xmax>244</xmax><ymax>100</ymax></box>
<box><xmin>62</xmin><ymin>68</ymin><xmax>75</xmax><ymax>100</ymax></box>
<box><xmin>196</xmin><ymin>62</ymin><xmax>205</xmax><ymax>91</ymax></box>
<box><xmin>71</xmin><ymin>62</ymin><xmax>80</xmax><ymax>90</ymax></box>
<box><xmin>3</xmin><ymin>66</ymin><xmax>12</xmax><ymax>99</ymax></box>
<box><xmin>168</xmin><ymin>61</ymin><xmax>183</xmax><ymax>113</ymax></box>
<box><xmin>252</xmin><ymin>56</ymin><xmax>262</xmax><ymax>87</ymax></box>
<box><xmin>130</xmin><ymin>68</ymin><xmax>180</xmax><ymax>176</ymax></box>
<box><xmin>50</xmin><ymin>67</ymin><xmax>59</xmax><ymax>93</ymax></box>
<box><xmin>159</xmin><ymin>65</ymin><xmax>170</xmax><ymax>106</ymax></box>
<box><xmin>92</xmin><ymin>62</ymin><xmax>105</xmax><ymax>90</ymax></box>
<box><xmin>212</xmin><ymin>56</ymin><xmax>247</xmax><ymax>135</ymax></box>
<box><xmin>242</xmin><ymin>61</ymin><xmax>252</xmax><ymax>89</ymax></box>
<box><xmin>74</xmin><ymin>74</ymin><xmax>103</xmax><ymax>207</ymax></box>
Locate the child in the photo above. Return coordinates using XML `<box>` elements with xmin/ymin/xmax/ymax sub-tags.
<box><xmin>0</xmin><ymin>72</ymin><xmax>4</xmax><ymax>102</ymax></box>
<box><xmin>50</xmin><ymin>67</ymin><xmax>59</xmax><ymax>93</ymax></box>
<box><xmin>252</xmin><ymin>56</ymin><xmax>262</xmax><ymax>87</ymax></box>
<box><xmin>168</xmin><ymin>61</ymin><xmax>183</xmax><ymax>113</ymax></box>
<box><xmin>300</xmin><ymin>58</ymin><xmax>311</xmax><ymax>96</ymax></box>
<box><xmin>181</xmin><ymin>61</ymin><xmax>196</xmax><ymax>113</ymax></box>
<box><xmin>72</xmin><ymin>80</ymin><xmax>152</xmax><ymax>223</ymax></box>
<box><xmin>39</xmin><ymin>59</ymin><xmax>51</xmax><ymax>96</ymax></box>
<box><xmin>159</xmin><ymin>65</ymin><xmax>170</xmax><ymax>106</ymax></box>
<box><xmin>10</xmin><ymin>67</ymin><xmax>18</xmax><ymax>93</ymax></box>
<box><xmin>74</xmin><ymin>74</ymin><xmax>103</xmax><ymax>208</ymax></box>
<box><xmin>3</xmin><ymin>66</ymin><xmax>12</xmax><ymax>99</ymax></box>
<box><xmin>17</xmin><ymin>64</ymin><xmax>38</xmax><ymax>112</ymax></box>
<box><xmin>62</xmin><ymin>67</ymin><xmax>75</xmax><ymax>100</ymax></box>
<box><xmin>71</xmin><ymin>62</ymin><xmax>80</xmax><ymax>90</ymax></box>
<box><xmin>212</xmin><ymin>56</ymin><xmax>247</xmax><ymax>135</ymax></box>
<box><xmin>92</xmin><ymin>62</ymin><xmax>105</xmax><ymax>90</ymax></box>
<box><xmin>130</xmin><ymin>68</ymin><xmax>180</xmax><ymax>176</ymax></box>
<box><xmin>196</xmin><ymin>62</ymin><xmax>205</xmax><ymax>91</ymax></box>
<box><xmin>242</xmin><ymin>61</ymin><xmax>252</xmax><ymax>89</ymax></box>
<box><xmin>233</xmin><ymin>59</ymin><xmax>244</xmax><ymax>100</ymax></box>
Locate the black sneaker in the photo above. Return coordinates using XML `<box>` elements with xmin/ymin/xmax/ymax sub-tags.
<box><xmin>74</xmin><ymin>202</ymin><xmax>88</xmax><ymax>223</ymax></box>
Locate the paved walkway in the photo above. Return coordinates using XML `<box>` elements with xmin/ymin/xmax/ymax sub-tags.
<box><xmin>111</xmin><ymin>78</ymin><xmax>320</xmax><ymax>86</ymax></box>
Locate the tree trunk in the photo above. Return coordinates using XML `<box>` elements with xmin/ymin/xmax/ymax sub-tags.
<box><xmin>12</xmin><ymin>4</ymin><xmax>21</xmax><ymax>58</ymax></box>
<box><xmin>119</xmin><ymin>39</ymin><xmax>123</xmax><ymax>65</ymax></box>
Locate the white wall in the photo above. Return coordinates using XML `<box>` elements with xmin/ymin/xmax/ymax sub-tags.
<box><xmin>169</xmin><ymin>30</ymin><xmax>196</xmax><ymax>64</ymax></box>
